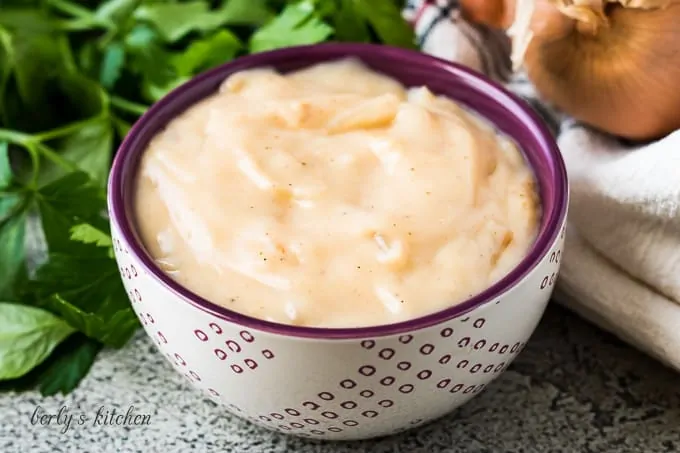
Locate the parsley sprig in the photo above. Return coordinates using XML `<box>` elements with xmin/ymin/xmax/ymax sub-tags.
<box><xmin>0</xmin><ymin>0</ymin><xmax>414</xmax><ymax>395</ymax></box>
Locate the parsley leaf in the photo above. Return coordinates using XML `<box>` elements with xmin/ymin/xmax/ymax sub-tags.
<box><xmin>0</xmin><ymin>333</ymin><xmax>101</xmax><ymax>396</ymax></box>
<box><xmin>0</xmin><ymin>199</ymin><xmax>28</xmax><ymax>300</ymax></box>
<box><xmin>0</xmin><ymin>302</ymin><xmax>74</xmax><ymax>380</ymax></box>
<box><xmin>29</xmin><ymin>231</ymin><xmax>138</xmax><ymax>349</ymax></box>
<box><xmin>124</xmin><ymin>24</ymin><xmax>175</xmax><ymax>88</ymax></box>
<box><xmin>333</xmin><ymin>0</ymin><xmax>371</xmax><ymax>42</ymax></box>
<box><xmin>249</xmin><ymin>1</ymin><xmax>334</xmax><ymax>53</ymax></box>
<box><xmin>134</xmin><ymin>0</ymin><xmax>273</xmax><ymax>44</ymax></box>
<box><xmin>26</xmin><ymin>172</ymin><xmax>138</xmax><ymax>349</ymax></box>
<box><xmin>213</xmin><ymin>0</ymin><xmax>274</xmax><ymax>26</ymax></box>
<box><xmin>0</xmin><ymin>169</ymin><xmax>133</xmax><ymax>350</ymax></box>
<box><xmin>35</xmin><ymin>334</ymin><xmax>101</xmax><ymax>396</ymax></box>
<box><xmin>143</xmin><ymin>28</ymin><xmax>244</xmax><ymax>102</ymax></box>
<box><xmin>39</xmin><ymin>117</ymin><xmax>115</xmax><ymax>187</ymax></box>
<box><xmin>94</xmin><ymin>0</ymin><xmax>140</xmax><ymax>26</ymax></box>
<box><xmin>38</xmin><ymin>292</ymin><xmax>138</xmax><ymax>349</ymax></box>
<box><xmin>134</xmin><ymin>1</ymin><xmax>216</xmax><ymax>43</ymax></box>
<box><xmin>0</xmin><ymin>30</ymin><xmax>12</xmax><ymax>124</ymax></box>
<box><xmin>70</xmin><ymin>223</ymin><xmax>113</xmax><ymax>251</ymax></box>
<box><xmin>99</xmin><ymin>41</ymin><xmax>126</xmax><ymax>89</ymax></box>
<box><xmin>0</xmin><ymin>141</ymin><xmax>10</xmax><ymax>187</ymax></box>
<box><xmin>0</xmin><ymin>144</ymin><xmax>28</xmax><ymax>300</ymax></box>
<box><xmin>172</xmin><ymin>30</ymin><xmax>243</xmax><ymax>77</ymax></box>
<box><xmin>352</xmin><ymin>0</ymin><xmax>416</xmax><ymax>49</ymax></box>
<box><xmin>35</xmin><ymin>171</ymin><xmax>108</xmax><ymax>253</ymax></box>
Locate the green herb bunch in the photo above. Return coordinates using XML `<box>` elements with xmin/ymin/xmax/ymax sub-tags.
<box><xmin>0</xmin><ymin>0</ymin><xmax>414</xmax><ymax>395</ymax></box>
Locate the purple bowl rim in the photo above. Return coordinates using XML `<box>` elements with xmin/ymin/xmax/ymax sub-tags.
<box><xmin>108</xmin><ymin>42</ymin><xmax>568</xmax><ymax>340</ymax></box>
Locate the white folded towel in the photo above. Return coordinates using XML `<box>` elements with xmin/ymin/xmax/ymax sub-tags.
<box><xmin>403</xmin><ymin>0</ymin><xmax>680</xmax><ymax>371</ymax></box>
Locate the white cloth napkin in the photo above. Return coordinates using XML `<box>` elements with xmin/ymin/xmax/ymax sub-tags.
<box><xmin>403</xmin><ymin>0</ymin><xmax>680</xmax><ymax>371</ymax></box>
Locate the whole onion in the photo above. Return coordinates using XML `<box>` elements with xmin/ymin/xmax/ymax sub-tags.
<box><xmin>460</xmin><ymin>0</ymin><xmax>680</xmax><ymax>140</ymax></box>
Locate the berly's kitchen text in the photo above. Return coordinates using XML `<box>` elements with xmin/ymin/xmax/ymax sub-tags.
<box><xmin>30</xmin><ymin>405</ymin><xmax>151</xmax><ymax>434</ymax></box>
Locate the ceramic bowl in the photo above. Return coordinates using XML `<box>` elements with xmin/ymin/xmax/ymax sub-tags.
<box><xmin>107</xmin><ymin>43</ymin><xmax>568</xmax><ymax>441</ymax></box>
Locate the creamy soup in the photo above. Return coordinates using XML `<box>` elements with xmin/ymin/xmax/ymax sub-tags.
<box><xmin>134</xmin><ymin>59</ymin><xmax>539</xmax><ymax>328</ymax></box>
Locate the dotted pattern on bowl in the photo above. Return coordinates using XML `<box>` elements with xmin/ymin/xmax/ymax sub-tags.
<box><xmin>112</xmin><ymin>223</ymin><xmax>565</xmax><ymax>439</ymax></box>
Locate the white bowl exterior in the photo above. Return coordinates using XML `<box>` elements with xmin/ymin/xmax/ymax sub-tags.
<box><xmin>111</xmin><ymin>216</ymin><xmax>566</xmax><ymax>441</ymax></box>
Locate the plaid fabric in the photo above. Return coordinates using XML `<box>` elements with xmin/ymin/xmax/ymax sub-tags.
<box><xmin>403</xmin><ymin>0</ymin><xmax>562</xmax><ymax>133</ymax></box>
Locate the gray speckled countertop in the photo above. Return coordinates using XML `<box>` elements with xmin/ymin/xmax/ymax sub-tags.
<box><xmin>1</xmin><ymin>304</ymin><xmax>679</xmax><ymax>453</ymax></box>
